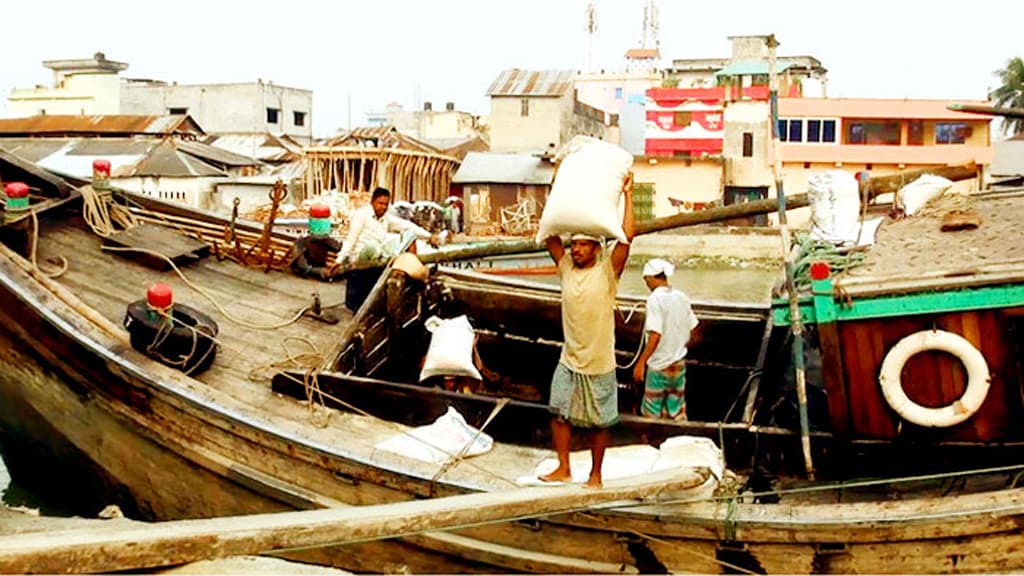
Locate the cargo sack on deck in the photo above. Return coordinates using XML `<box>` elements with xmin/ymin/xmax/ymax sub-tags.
<box><xmin>419</xmin><ymin>314</ymin><xmax>482</xmax><ymax>382</ymax></box>
<box><xmin>808</xmin><ymin>170</ymin><xmax>860</xmax><ymax>245</ymax></box>
<box><xmin>375</xmin><ymin>406</ymin><xmax>493</xmax><ymax>463</ymax></box>
<box><xmin>535</xmin><ymin>136</ymin><xmax>632</xmax><ymax>243</ymax></box>
<box><xmin>898</xmin><ymin>174</ymin><xmax>954</xmax><ymax>216</ymax></box>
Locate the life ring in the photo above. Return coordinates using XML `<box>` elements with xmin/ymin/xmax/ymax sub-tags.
<box><xmin>123</xmin><ymin>300</ymin><xmax>219</xmax><ymax>375</ymax></box>
<box><xmin>878</xmin><ymin>329</ymin><xmax>990</xmax><ymax>428</ymax></box>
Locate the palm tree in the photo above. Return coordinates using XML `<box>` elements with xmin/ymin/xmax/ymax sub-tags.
<box><xmin>991</xmin><ymin>57</ymin><xmax>1024</xmax><ymax>136</ymax></box>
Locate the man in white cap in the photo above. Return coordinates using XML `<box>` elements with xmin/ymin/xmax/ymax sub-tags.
<box><xmin>633</xmin><ymin>258</ymin><xmax>700</xmax><ymax>420</ymax></box>
<box><xmin>539</xmin><ymin>174</ymin><xmax>633</xmax><ymax>488</ymax></box>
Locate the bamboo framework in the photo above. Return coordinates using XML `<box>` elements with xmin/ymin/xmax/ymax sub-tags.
<box><xmin>303</xmin><ymin>146</ymin><xmax>459</xmax><ymax>204</ymax></box>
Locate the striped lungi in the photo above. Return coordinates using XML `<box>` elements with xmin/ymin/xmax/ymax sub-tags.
<box><xmin>641</xmin><ymin>360</ymin><xmax>686</xmax><ymax>420</ymax></box>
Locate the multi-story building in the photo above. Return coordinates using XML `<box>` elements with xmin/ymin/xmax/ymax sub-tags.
<box><xmin>7</xmin><ymin>52</ymin><xmax>127</xmax><ymax>116</ymax></box>
<box><xmin>365</xmin><ymin>101</ymin><xmax>482</xmax><ymax>143</ymax></box>
<box><xmin>486</xmin><ymin>69</ymin><xmax>607</xmax><ymax>154</ymax></box>
<box><xmin>664</xmin><ymin>36</ymin><xmax>827</xmax><ymax>94</ymax></box>
<box><xmin>121</xmin><ymin>79</ymin><xmax>312</xmax><ymax>143</ymax></box>
<box><xmin>7</xmin><ymin>54</ymin><xmax>313</xmax><ymax>143</ymax></box>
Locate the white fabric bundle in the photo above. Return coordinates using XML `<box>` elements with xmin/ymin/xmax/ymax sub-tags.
<box><xmin>419</xmin><ymin>315</ymin><xmax>482</xmax><ymax>382</ymax></box>
<box><xmin>642</xmin><ymin>258</ymin><xmax>675</xmax><ymax>278</ymax></box>
<box><xmin>897</xmin><ymin>174</ymin><xmax>954</xmax><ymax>216</ymax></box>
<box><xmin>536</xmin><ymin>136</ymin><xmax>633</xmax><ymax>244</ymax></box>
<box><xmin>807</xmin><ymin>170</ymin><xmax>861</xmax><ymax>245</ymax></box>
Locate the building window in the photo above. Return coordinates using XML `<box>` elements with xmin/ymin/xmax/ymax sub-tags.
<box><xmin>788</xmin><ymin>119</ymin><xmax>804</xmax><ymax>143</ymax></box>
<box><xmin>520</xmin><ymin>99</ymin><xmax>529</xmax><ymax>117</ymax></box>
<box><xmin>822</xmin><ymin>120</ymin><xmax>836</xmax><ymax>143</ymax></box>
<box><xmin>846</xmin><ymin>121</ymin><xmax>900</xmax><ymax>145</ymax></box>
<box><xmin>168</xmin><ymin>107</ymin><xmax>188</xmax><ymax>115</ymax></box>
<box><xmin>742</xmin><ymin>132</ymin><xmax>754</xmax><ymax>157</ymax></box>
<box><xmin>614</xmin><ymin>87</ymin><xmax>623</xmax><ymax>100</ymax></box>
<box><xmin>777</xmin><ymin>119</ymin><xmax>788</xmax><ymax>142</ymax></box>
<box><xmin>266</xmin><ymin>107</ymin><xmax>280</xmax><ymax>124</ymax></box>
<box><xmin>908</xmin><ymin>121</ymin><xmax>924</xmax><ymax>146</ymax></box>
<box><xmin>936</xmin><ymin>122</ymin><xmax>968</xmax><ymax>144</ymax></box>
<box><xmin>293</xmin><ymin>111</ymin><xmax>306</xmax><ymax>127</ymax></box>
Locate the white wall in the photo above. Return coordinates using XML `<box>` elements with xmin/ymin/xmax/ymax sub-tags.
<box><xmin>489</xmin><ymin>95</ymin><xmax>567</xmax><ymax>153</ymax></box>
<box><xmin>8</xmin><ymin>73</ymin><xmax>121</xmax><ymax>116</ymax></box>
<box><xmin>114</xmin><ymin>176</ymin><xmax>224</xmax><ymax>210</ymax></box>
<box><xmin>121</xmin><ymin>82</ymin><xmax>313</xmax><ymax>142</ymax></box>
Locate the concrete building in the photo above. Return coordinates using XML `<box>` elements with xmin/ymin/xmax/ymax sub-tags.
<box><xmin>121</xmin><ymin>80</ymin><xmax>312</xmax><ymax>143</ymax></box>
<box><xmin>7</xmin><ymin>54</ymin><xmax>314</xmax><ymax>143</ymax></box>
<box><xmin>575</xmin><ymin>69</ymin><xmax>662</xmax><ymax>119</ymax></box>
<box><xmin>7</xmin><ymin>53</ymin><xmax>127</xmax><ymax>116</ymax></box>
<box><xmin>486</xmin><ymin>69</ymin><xmax>607</xmax><ymax>154</ymax></box>
<box><xmin>665</xmin><ymin>36</ymin><xmax>827</xmax><ymax>96</ymax></box>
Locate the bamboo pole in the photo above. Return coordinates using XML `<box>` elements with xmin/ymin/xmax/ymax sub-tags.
<box><xmin>767</xmin><ymin>34</ymin><xmax>815</xmax><ymax>480</ymax></box>
<box><xmin>0</xmin><ymin>468</ymin><xmax>708</xmax><ymax>574</ymax></box>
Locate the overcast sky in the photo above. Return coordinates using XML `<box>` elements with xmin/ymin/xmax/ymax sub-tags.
<box><xmin>1</xmin><ymin>0</ymin><xmax>1019</xmax><ymax>137</ymax></box>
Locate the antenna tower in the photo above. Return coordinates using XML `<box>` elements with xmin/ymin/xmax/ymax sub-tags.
<box><xmin>640</xmin><ymin>0</ymin><xmax>660</xmax><ymax>51</ymax></box>
<box><xmin>585</xmin><ymin>1</ymin><xmax>598</xmax><ymax>72</ymax></box>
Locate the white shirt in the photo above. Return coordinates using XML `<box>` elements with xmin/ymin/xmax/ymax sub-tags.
<box><xmin>644</xmin><ymin>285</ymin><xmax>699</xmax><ymax>370</ymax></box>
<box><xmin>339</xmin><ymin>205</ymin><xmax>430</xmax><ymax>261</ymax></box>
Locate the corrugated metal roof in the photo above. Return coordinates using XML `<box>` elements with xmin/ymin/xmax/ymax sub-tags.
<box><xmin>176</xmin><ymin>140</ymin><xmax>262</xmax><ymax>167</ymax></box>
<box><xmin>486</xmin><ymin>69</ymin><xmax>575</xmax><ymax>97</ymax></box>
<box><xmin>0</xmin><ymin>138</ymin><xmax>71</xmax><ymax>162</ymax></box>
<box><xmin>129</xmin><ymin>140</ymin><xmax>226</xmax><ymax>177</ymax></box>
<box><xmin>206</xmin><ymin>133</ymin><xmax>302</xmax><ymax>162</ymax></box>
<box><xmin>452</xmin><ymin>152</ymin><xmax>554</xmax><ymax>185</ymax></box>
<box><xmin>35</xmin><ymin>142</ymin><xmax>147</xmax><ymax>179</ymax></box>
<box><xmin>0</xmin><ymin>115</ymin><xmax>205</xmax><ymax>136</ymax></box>
<box><xmin>324</xmin><ymin>125</ymin><xmax>444</xmax><ymax>155</ymax></box>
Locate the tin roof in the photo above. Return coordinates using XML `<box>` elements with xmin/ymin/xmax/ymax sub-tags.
<box><xmin>176</xmin><ymin>140</ymin><xmax>263</xmax><ymax>167</ymax></box>
<box><xmin>452</xmin><ymin>152</ymin><xmax>554</xmax><ymax>185</ymax></box>
<box><xmin>0</xmin><ymin>115</ymin><xmax>205</xmax><ymax>137</ymax></box>
<box><xmin>1</xmin><ymin>137</ymin><xmax>227</xmax><ymax>179</ymax></box>
<box><xmin>324</xmin><ymin>125</ymin><xmax>444</xmax><ymax>154</ymax></box>
<box><xmin>486</xmin><ymin>69</ymin><xmax>575</xmax><ymax>97</ymax></box>
<box><xmin>206</xmin><ymin>133</ymin><xmax>303</xmax><ymax>163</ymax></box>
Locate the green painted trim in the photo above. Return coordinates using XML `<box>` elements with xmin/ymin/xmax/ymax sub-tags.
<box><xmin>773</xmin><ymin>282</ymin><xmax>1024</xmax><ymax>326</ymax></box>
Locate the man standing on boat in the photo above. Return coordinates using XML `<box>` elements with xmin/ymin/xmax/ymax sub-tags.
<box><xmin>540</xmin><ymin>175</ymin><xmax>633</xmax><ymax>488</ymax></box>
<box><xmin>338</xmin><ymin>187</ymin><xmax>438</xmax><ymax>311</ymax></box>
<box><xmin>633</xmin><ymin>258</ymin><xmax>700</xmax><ymax>420</ymax></box>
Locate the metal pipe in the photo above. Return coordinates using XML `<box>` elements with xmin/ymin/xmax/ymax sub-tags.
<box><xmin>767</xmin><ymin>34</ymin><xmax>815</xmax><ymax>479</ymax></box>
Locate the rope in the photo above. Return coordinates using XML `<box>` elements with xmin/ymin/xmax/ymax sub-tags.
<box><xmin>100</xmin><ymin>246</ymin><xmax>313</xmax><ymax>330</ymax></box>
<box><xmin>80</xmin><ymin>185</ymin><xmax>139</xmax><ymax>237</ymax></box>
<box><xmin>28</xmin><ymin>209</ymin><xmax>68</xmax><ymax>279</ymax></box>
<box><xmin>615</xmin><ymin>302</ymin><xmax>647</xmax><ymax>370</ymax></box>
<box><xmin>791</xmin><ymin>232</ymin><xmax>866</xmax><ymax>291</ymax></box>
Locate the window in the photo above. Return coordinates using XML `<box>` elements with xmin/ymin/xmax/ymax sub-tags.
<box><xmin>614</xmin><ymin>87</ymin><xmax>623</xmax><ymax>100</ymax></box>
<box><xmin>846</xmin><ymin>121</ymin><xmax>900</xmax><ymax>145</ymax></box>
<box><xmin>936</xmin><ymin>122</ymin><xmax>968</xmax><ymax>144</ymax></box>
<box><xmin>266</xmin><ymin>107</ymin><xmax>280</xmax><ymax>124</ymax></box>
<box><xmin>168</xmin><ymin>107</ymin><xmax>188</xmax><ymax>115</ymax></box>
<box><xmin>788</xmin><ymin>119</ymin><xmax>803</xmax><ymax>143</ymax></box>
<box><xmin>908</xmin><ymin>121</ymin><xmax>924</xmax><ymax>146</ymax></box>
<box><xmin>822</xmin><ymin>120</ymin><xmax>836</xmax><ymax>143</ymax></box>
<box><xmin>742</xmin><ymin>132</ymin><xmax>753</xmax><ymax>157</ymax></box>
<box><xmin>520</xmin><ymin>99</ymin><xmax>529</xmax><ymax>117</ymax></box>
<box><xmin>777</xmin><ymin>119</ymin><xmax>788</xmax><ymax>142</ymax></box>
<box><xmin>293</xmin><ymin>111</ymin><xmax>306</xmax><ymax>127</ymax></box>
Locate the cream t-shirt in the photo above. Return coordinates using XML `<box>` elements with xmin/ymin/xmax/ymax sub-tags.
<box><xmin>558</xmin><ymin>253</ymin><xmax>618</xmax><ymax>375</ymax></box>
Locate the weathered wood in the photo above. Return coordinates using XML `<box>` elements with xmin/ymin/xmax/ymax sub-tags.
<box><xmin>102</xmin><ymin>224</ymin><xmax>210</xmax><ymax>271</ymax></box>
<box><xmin>817</xmin><ymin>322</ymin><xmax>849</xmax><ymax>435</ymax></box>
<box><xmin>0</xmin><ymin>468</ymin><xmax>709</xmax><ymax>574</ymax></box>
<box><xmin>864</xmin><ymin>163</ymin><xmax>979</xmax><ymax>198</ymax></box>
<box><xmin>948</xmin><ymin>103</ymin><xmax>1024</xmax><ymax>119</ymax></box>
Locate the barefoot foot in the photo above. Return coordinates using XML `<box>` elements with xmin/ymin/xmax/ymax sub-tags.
<box><xmin>539</xmin><ymin>468</ymin><xmax>572</xmax><ymax>483</ymax></box>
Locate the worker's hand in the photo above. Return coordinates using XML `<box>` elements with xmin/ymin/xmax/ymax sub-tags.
<box><xmin>622</xmin><ymin>171</ymin><xmax>634</xmax><ymax>195</ymax></box>
<box><xmin>632</xmin><ymin>362</ymin><xmax>646</xmax><ymax>386</ymax></box>
<box><xmin>428</xmin><ymin>233</ymin><xmax>441</xmax><ymax>248</ymax></box>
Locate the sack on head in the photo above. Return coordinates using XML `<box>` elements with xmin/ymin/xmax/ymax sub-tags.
<box><xmin>536</xmin><ymin>136</ymin><xmax>632</xmax><ymax>243</ymax></box>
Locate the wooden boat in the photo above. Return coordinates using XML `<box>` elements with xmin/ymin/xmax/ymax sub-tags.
<box><xmin>3</xmin><ymin>154</ymin><xmax>1024</xmax><ymax>573</ymax></box>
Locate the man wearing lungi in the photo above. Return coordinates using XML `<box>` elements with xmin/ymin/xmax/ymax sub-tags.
<box><xmin>539</xmin><ymin>176</ymin><xmax>633</xmax><ymax>488</ymax></box>
<box><xmin>633</xmin><ymin>258</ymin><xmax>700</xmax><ymax>420</ymax></box>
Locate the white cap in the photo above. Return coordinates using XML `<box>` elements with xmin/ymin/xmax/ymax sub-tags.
<box><xmin>642</xmin><ymin>258</ymin><xmax>675</xmax><ymax>278</ymax></box>
<box><xmin>570</xmin><ymin>233</ymin><xmax>603</xmax><ymax>243</ymax></box>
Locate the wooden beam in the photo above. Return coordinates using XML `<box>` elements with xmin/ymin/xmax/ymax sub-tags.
<box><xmin>0</xmin><ymin>468</ymin><xmax>710</xmax><ymax>574</ymax></box>
<box><xmin>863</xmin><ymin>163</ymin><xmax>979</xmax><ymax>199</ymax></box>
<box><xmin>948</xmin><ymin>103</ymin><xmax>1024</xmax><ymax>120</ymax></box>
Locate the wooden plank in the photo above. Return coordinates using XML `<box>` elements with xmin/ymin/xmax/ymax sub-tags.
<box><xmin>103</xmin><ymin>224</ymin><xmax>210</xmax><ymax>271</ymax></box>
<box><xmin>817</xmin><ymin>322</ymin><xmax>849</xmax><ymax>435</ymax></box>
<box><xmin>0</xmin><ymin>468</ymin><xmax>709</xmax><ymax>574</ymax></box>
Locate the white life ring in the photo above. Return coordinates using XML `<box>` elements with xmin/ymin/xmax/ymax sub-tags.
<box><xmin>878</xmin><ymin>329</ymin><xmax>990</xmax><ymax>428</ymax></box>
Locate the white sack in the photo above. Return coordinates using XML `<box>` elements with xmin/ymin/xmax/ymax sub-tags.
<box><xmin>897</xmin><ymin>174</ymin><xmax>954</xmax><ymax>216</ymax></box>
<box><xmin>536</xmin><ymin>136</ymin><xmax>633</xmax><ymax>243</ymax></box>
<box><xmin>807</xmin><ymin>170</ymin><xmax>861</xmax><ymax>244</ymax></box>
<box><xmin>375</xmin><ymin>407</ymin><xmax>493</xmax><ymax>463</ymax></box>
<box><xmin>419</xmin><ymin>315</ymin><xmax>482</xmax><ymax>382</ymax></box>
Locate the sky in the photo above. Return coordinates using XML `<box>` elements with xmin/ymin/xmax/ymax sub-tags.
<box><xmin>1</xmin><ymin>0</ymin><xmax>1020</xmax><ymax>138</ymax></box>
